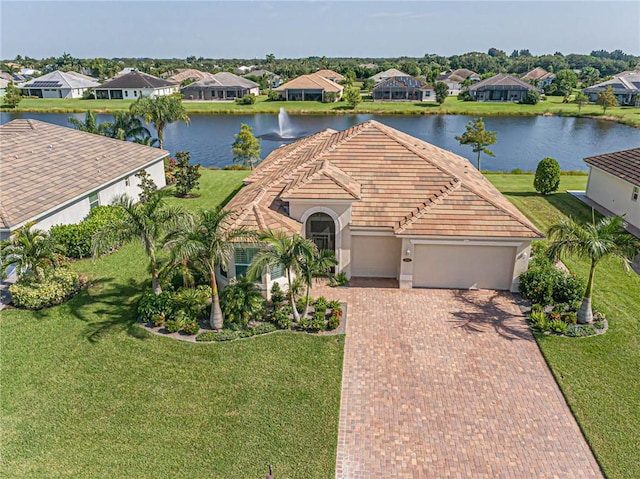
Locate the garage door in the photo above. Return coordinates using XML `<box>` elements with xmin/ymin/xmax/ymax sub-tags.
<box><xmin>413</xmin><ymin>244</ymin><xmax>515</xmax><ymax>290</ymax></box>
<box><xmin>351</xmin><ymin>236</ymin><xmax>401</xmax><ymax>277</ymax></box>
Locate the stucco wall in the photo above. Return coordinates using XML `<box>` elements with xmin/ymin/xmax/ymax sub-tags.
<box><xmin>586</xmin><ymin>167</ymin><xmax>640</xmax><ymax>229</ymax></box>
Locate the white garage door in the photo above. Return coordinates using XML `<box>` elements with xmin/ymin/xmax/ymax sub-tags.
<box><xmin>413</xmin><ymin>244</ymin><xmax>515</xmax><ymax>290</ymax></box>
<box><xmin>351</xmin><ymin>236</ymin><xmax>401</xmax><ymax>277</ymax></box>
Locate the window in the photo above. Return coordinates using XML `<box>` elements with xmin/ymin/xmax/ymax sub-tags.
<box><xmin>124</xmin><ymin>91</ymin><xmax>128</xmax><ymax>97</ymax></box>
<box><xmin>134</xmin><ymin>90</ymin><xmax>138</xmax><ymax>97</ymax></box>
<box><xmin>88</xmin><ymin>192</ymin><xmax>99</xmax><ymax>210</ymax></box>
<box><xmin>234</xmin><ymin>247</ymin><xmax>260</xmax><ymax>278</ymax></box>
<box><xmin>270</xmin><ymin>263</ymin><xmax>284</xmax><ymax>280</ymax></box>
<box><xmin>633</xmin><ymin>186</ymin><xmax>639</xmax><ymax>202</ymax></box>
<box><xmin>125</xmin><ymin>176</ymin><xmax>130</xmax><ymax>187</ymax></box>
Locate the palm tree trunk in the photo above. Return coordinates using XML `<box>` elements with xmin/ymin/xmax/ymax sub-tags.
<box><xmin>577</xmin><ymin>260</ymin><xmax>597</xmax><ymax>324</ymax></box>
<box><xmin>157</xmin><ymin>128</ymin><xmax>164</xmax><ymax>150</ymax></box>
<box><xmin>151</xmin><ymin>253</ymin><xmax>162</xmax><ymax>294</ymax></box>
<box><xmin>302</xmin><ymin>281</ymin><xmax>311</xmax><ymax>319</ymax></box>
<box><xmin>210</xmin><ymin>271</ymin><xmax>224</xmax><ymax>330</ymax></box>
<box><xmin>477</xmin><ymin>151</ymin><xmax>481</xmax><ymax>171</ymax></box>
<box><xmin>288</xmin><ymin>269</ymin><xmax>300</xmax><ymax>323</ymax></box>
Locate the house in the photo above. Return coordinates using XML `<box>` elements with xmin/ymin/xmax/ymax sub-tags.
<box><xmin>0</xmin><ymin>120</ymin><xmax>168</xmax><ymax>242</ymax></box>
<box><xmin>181</xmin><ymin>72</ymin><xmax>260</xmax><ymax>100</ymax></box>
<box><xmin>370</xmin><ymin>68</ymin><xmax>410</xmax><ymax>83</ymax></box>
<box><xmin>167</xmin><ymin>69</ymin><xmax>215</xmax><ymax>85</ymax></box>
<box><xmin>521</xmin><ymin>67</ymin><xmax>555</xmax><ymax>87</ymax></box>
<box><xmin>243</xmin><ymin>69</ymin><xmax>281</xmax><ymax>88</ymax></box>
<box><xmin>219</xmin><ymin>120</ymin><xmax>542</xmax><ymax>296</ymax></box>
<box><xmin>469</xmin><ymin>73</ymin><xmax>535</xmax><ymax>102</ymax></box>
<box><xmin>583</xmin><ymin>71</ymin><xmax>640</xmax><ymax>106</ymax></box>
<box><xmin>234</xmin><ymin>65</ymin><xmax>255</xmax><ymax>75</ymax></box>
<box><xmin>315</xmin><ymin>69</ymin><xmax>345</xmax><ymax>83</ymax></box>
<box><xmin>436</xmin><ymin>68</ymin><xmax>481</xmax><ymax>95</ymax></box>
<box><xmin>275</xmin><ymin>73</ymin><xmax>344</xmax><ymax>101</ymax></box>
<box><xmin>372</xmin><ymin>76</ymin><xmax>435</xmax><ymax>101</ymax></box>
<box><xmin>19</xmin><ymin>70</ymin><xmax>100</xmax><ymax>99</ymax></box>
<box><xmin>95</xmin><ymin>70</ymin><xmax>179</xmax><ymax>100</ymax></box>
<box><xmin>0</xmin><ymin>78</ymin><xmax>9</xmax><ymax>97</ymax></box>
<box><xmin>583</xmin><ymin>148</ymin><xmax>640</xmax><ymax>236</ymax></box>
<box><xmin>19</xmin><ymin>68</ymin><xmax>40</xmax><ymax>78</ymax></box>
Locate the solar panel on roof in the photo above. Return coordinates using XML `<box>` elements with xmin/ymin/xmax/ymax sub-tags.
<box><xmin>29</xmin><ymin>81</ymin><xmax>62</xmax><ymax>88</ymax></box>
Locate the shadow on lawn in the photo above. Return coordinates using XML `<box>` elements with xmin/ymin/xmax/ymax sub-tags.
<box><xmin>500</xmin><ymin>191</ymin><xmax>594</xmax><ymax>222</ymax></box>
<box><xmin>66</xmin><ymin>276</ymin><xmax>149</xmax><ymax>343</ymax></box>
<box><xmin>448</xmin><ymin>290</ymin><xmax>531</xmax><ymax>341</ymax></box>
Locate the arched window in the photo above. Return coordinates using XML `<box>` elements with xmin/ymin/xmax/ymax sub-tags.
<box><xmin>305</xmin><ymin>212</ymin><xmax>335</xmax><ymax>253</ymax></box>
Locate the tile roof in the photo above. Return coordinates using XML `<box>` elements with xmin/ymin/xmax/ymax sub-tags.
<box><xmin>0</xmin><ymin>79</ymin><xmax>10</xmax><ymax>89</ymax></box>
<box><xmin>583</xmin><ymin>70</ymin><xmax>640</xmax><ymax>94</ymax></box>
<box><xmin>0</xmin><ymin>120</ymin><xmax>169</xmax><ymax>230</ymax></box>
<box><xmin>98</xmin><ymin>70</ymin><xmax>176</xmax><ymax>89</ymax></box>
<box><xmin>373</xmin><ymin>76</ymin><xmax>432</xmax><ymax>90</ymax></box>
<box><xmin>437</xmin><ymin>68</ymin><xmax>480</xmax><ymax>83</ymax></box>
<box><xmin>521</xmin><ymin>67</ymin><xmax>555</xmax><ymax>82</ymax></box>
<box><xmin>182</xmin><ymin>72</ymin><xmax>259</xmax><ymax>89</ymax></box>
<box><xmin>223</xmin><ymin>121</ymin><xmax>542</xmax><ymax>239</ymax></box>
<box><xmin>168</xmin><ymin>69</ymin><xmax>215</xmax><ymax>83</ymax></box>
<box><xmin>20</xmin><ymin>70</ymin><xmax>100</xmax><ymax>89</ymax></box>
<box><xmin>275</xmin><ymin>73</ymin><xmax>344</xmax><ymax>93</ymax></box>
<box><xmin>470</xmin><ymin>73</ymin><xmax>535</xmax><ymax>91</ymax></box>
<box><xmin>315</xmin><ymin>69</ymin><xmax>345</xmax><ymax>81</ymax></box>
<box><xmin>370</xmin><ymin>69</ymin><xmax>410</xmax><ymax>83</ymax></box>
<box><xmin>584</xmin><ymin>148</ymin><xmax>640</xmax><ymax>186</ymax></box>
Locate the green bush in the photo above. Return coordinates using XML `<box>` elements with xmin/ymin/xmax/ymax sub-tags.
<box><xmin>137</xmin><ymin>291</ymin><xmax>175</xmax><ymax>322</ymax></box>
<box><xmin>549</xmin><ymin>319</ymin><xmax>568</xmax><ymax>334</ymax></box>
<box><xmin>529</xmin><ymin>310</ymin><xmax>549</xmax><ymax>331</ymax></box>
<box><xmin>533</xmin><ymin>157</ymin><xmax>561</xmax><ymax>195</ymax></box>
<box><xmin>164</xmin><ymin>319</ymin><xmax>183</xmax><ymax>333</ymax></box>
<box><xmin>10</xmin><ymin>268</ymin><xmax>81</xmax><ymax>309</ymax></box>
<box><xmin>152</xmin><ymin>313</ymin><xmax>166</xmax><ymax>327</ymax></box>
<box><xmin>267</xmin><ymin>89</ymin><xmax>281</xmax><ymax>101</ymax></box>
<box><xmin>235</xmin><ymin>94</ymin><xmax>256</xmax><ymax>105</ymax></box>
<box><xmin>553</xmin><ymin>274</ymin><xmax>585</xmax><ymax>308</ymax></box>
<box><xmin>270</xmin><ymin>282</ymin><xmax>285</xmax><ymax>306</ymax></box>
<box><xmin>272</xmin><ymin>308</ymin><xmax>292</xmax><ymax>330</ymax></box>
<box><xmin>251</xmin><ymin>323</ymin><xmax>276</xmax><ymax>335</ymax></box>
<box><xmin>314</xmin><ymin>296</ymin><xmax>328</xmax><ymax>309</ymax></box>
<box><xmin>566</xmin><ymin>324</ymin><xmax>596</xmax><ymax>337</ymax></box>
<box><xmin>173</xmin><ymin>286</ymin><xmax>210</xmax><ymax>322</ymax></box>
<box><xmin>296</xmin><ymin>296</ymin><xmax>309</xmax><ymax>314</ymax></box>
<box><xmin>182</xmin><ymin>321</ymin><xmax>200</xmax><ymax>335</ymax></box>
<box><xmin>519</xmin><ymin>266</ymin><xmax>559</xmax><ymax>306</ymax></box>
<box><xmin>330</xmin><ymin>272</ymin><xmax>348</xmax><ymax>287</ymax></box>
<box><xmin>327</xmin><ymin>299</ymin><xmax>341</xmax><ymax>309</ymax></box>
<box><xmin>220</xmin><ymin>277</ymin><xmax>265</xmax><ymax>327</ymax></box>
<box><xmin>327</xmin><ymin>312</ymin><xmax>340</xmax><ymax>331</ymax></box>
<box><xmin>519</xmin><ymin>90</ymin><xmax>541</xmax><ymax>105</ymax></box>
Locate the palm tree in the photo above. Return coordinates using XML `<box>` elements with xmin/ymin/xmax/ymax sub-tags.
<box><xmin>247</xmin><ymin>230</ymin><xmax>315</xmax><ymax>323</ymax></box>
<box><xmin>91</xmin><ymin>192</ymin><xmax>187</xmax><ymax>294</ymax></box>
<box><xmin>129</xmin><ymin>94</ymin><xmax>190</xmax><ymax>149</ymax></box>
<box><xmin>164</xmin><ymin>209</ymin><xmax>255</xmax><ymax>330</ymax></box>
<box><xmin>0</xmin><ymin>222</ymin><xmax>58</xmax><ymax>280</ymax></box>
<box><xmin>547</xmin><ymin>215</ymin><xmax>640</xmax><ymax>323</ymax></box>
<box><xmin>299</xmin><ymin>248</ymin><xmax>338</xmax><ymax>318</ymax></box>
<box><xmin>101</xmin><ymin>112</ymin><xmax>151</xmax><ymax>142</ymax></box>
<box><xmin>68</xmin><ymin>111</ymin><xmax>107</xmax><ymax>136</ymax></box>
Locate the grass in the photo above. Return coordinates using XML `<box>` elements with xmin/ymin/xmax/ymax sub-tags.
<box><xmin>488</xmin><ymin>174</ymin><xmax>640</xmax><ymax>479</ymax></box>
<box><xmin>3</xmin><ymin>95</ymin><xmax>639</xmax><ymax>127</ymax></box>
<box><xmin>0</xmin><ymin>170</ymin><xmax>343</xmax><ymax>479</ymax></box>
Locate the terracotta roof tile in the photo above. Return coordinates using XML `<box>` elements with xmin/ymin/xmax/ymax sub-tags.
<box><xmin>584</xmin><ymin>148</ymin><xmax>640</xmax><ymax>186</ymax></box>
<box><xmin>275</xmin><ymin>73</ymin><xmax>343</xmax><ymax>93</ymax></box>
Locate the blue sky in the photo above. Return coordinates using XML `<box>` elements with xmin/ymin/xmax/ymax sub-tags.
<box><xmin>1</xmin><ymin>1</ymin><xmax>638</xmax><ymax>59</ymax></box>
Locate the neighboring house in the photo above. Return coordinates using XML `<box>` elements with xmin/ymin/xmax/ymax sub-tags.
<box><xmin>167</xmin><ymin>69</ymin><xmax>215</xmax><ymax>85</ymax></box>
<box><xmin>359</xmin><ymin>63</ymin><xmax>378</xmax><ymax>69</ymax></box>
<box><xmin>583</xmin><ymin>71</ymin><xmax>640</xmax><ymax>106</ymax></box>
<box><xmin>275</xmin><ymin>73</ymin><xmax>344</xmax><ymax>101</ymax></box>
<box><xmin>19</xmin><ymin>68</ymin><xmax>40</xmax><ymax>78</ymax></box>
<box><xmin>370</xmin><ymin>68</ymin><xmax>410</xmax><ymax>83</ymax></box>
<box><xmin>469</xmin><ymin>73</ymin><xmax>535</xmax><ymax>102</ymax></box>
<box><xmin>435</xmin><ymin>68</ymin><xmax>480</xmax><ymax>95</ymax></box>
<box><xmin>244</xmin><ymin>69</ymin><xmax>281</xmax><ymax>88</ymax></box>
<box><xmin>234</xmin><ymin>65</ymin><xmax>255</xmax><ymax>75</ymax></box>
<box><xmin>19</xmin><ymin>70</ymin><xmax>100</xmax><ymax>99</ymax></box>
<box><xmin>181</xmin><ymin>72</ymin><xmax>260</xmax><ymax>100</ymax></box>
<box><xmin>521</xmin><ymin>67</ymin><xmax>555</xmax><ymax>87</ymax></box>
<box><xmin>0</xmin><ymin>120</ymin><xmax>168</xmax><ymax>242</ymax></box>
<box><xmin>584</xmin><ymin>148</ymin><xmax>640</xmax><ymax>234</ymax></box>
<box><xmin>315</xmin><ymin>69</ymin><xmax>345</xmax><ymax>83</ymax></box>
<box><xmin>219</xmin><ymin>120</ymin><xmax>542</xmax><ymax>296</ymax></box>
<box><xmin>372</xmin><ymin>76</ymin><xmax>435</xmax><ymax>101</ymax></box>
<box><xmin>95</xmin><ymin>70</ymin><xmax>179</xmax><ymax>99</ymax></box>
<box><xmin>0</xmin><ymin>72</ymin><xmax>15</xmax><ymax>82</ymax></box>
<box><xmin>0</xmin><ymin>78</ymin><xmax>9</xmax><ymax>97</ymax></box>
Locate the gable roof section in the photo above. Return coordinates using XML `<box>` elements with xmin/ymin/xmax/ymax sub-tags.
<box><xmin>0</xmin><ymin>120</ymin><xmax>169</xmax><ymax>230</ymax></box>
<box><xmin>521</xmin><ymin>67</ymin><xmax>555</xmax><ymax>82</ymax></box>
<box><xmin>373</xmin><ymin>76</ymin><xmax>430</xmax><ymax>90</ymax></box>
<box><xmin>224</xmin><ymin>121</ymin><xmax>542</xmax><ymax>239</ymax></box>
<box><xmin>584</xmin><ymin>148</ymin><xmax>640</xmax><ymax>186</ymax></box>
<box><xmin>20</xmin><ymin>70</ymin><xmax>100</xmax><ymax>89</ymax></box>
<box><xmin>583</xmin><ymin>71</ymin><xmax>640</xmax><ymax>94</ymax></box>
<box><xmin>98</xmin><ymin>71</ymin><xmax>176</xmax><ymax>89</ymax></box>
<box><xmin>370</xmin><ymin>68</ymin><xmax>410</xmax><ymax>83</ymax></box>
<box><xmin>316</xmin><ymin>69</ymin><xmax>345</xmax><ymax>81</ymax></box>
<box><xmin>437</xmin><ymin>68</ymin><xmax>480</xmax><ymax>83</ymax></box>
<box><xmin>275</xmin><ymin>73</ymin><xmax>343</xmax><ymax>93</ymax></box>
<box><xmin>168</xmin><ymin>69</ymin><xmax>215</xmax><ymax>83</ymax></box>
<box><xmin>183</xmin><ymin>72</ymin><xmax>259</xmax><ymax>89</ymax></box>
<box><xmin>470</xmin><ymin>73</ymin><xmax>535</xmax><ymax>91</ymax></box>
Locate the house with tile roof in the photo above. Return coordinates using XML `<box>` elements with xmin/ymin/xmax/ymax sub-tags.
<box><xmin>0</xmin><ymin>78</ymin><xmax>10</xmax><ymax>97</ymax></box>
<box><xmin>275</xmin><ymin>73</ymin><xmax>344</xmax><ymax>101</ymax></box>
<box><xmin>244</xmin><ymin>69</ymin><xmax>281</xmax><ymax>88</ymax></box>
<box><xmin>435</xmin><ymin>69</ymin><xmax>480</xmax><ymax>95</ymax></box>
<box><xmin>521</xmin><ymin>67</ymin><xmax>555</xmax><ymax>87</ymax></box>
<box><xmin>583</xmin><ymin>148</ymin><xmax>640</xmax><ymax>235</ymax></box>
<box><xmin>315</xmin><ymin>69</ymin><xmax>345</xmax><ymax>83</ymax></box>
<box><xmin>95</xmin><ymin>70</ymin><xmax>179</xmax><ymax>100</ymax></box>
<box><xmin>370</xmin><ymin>68</ymin><xmax>411</xmax><ymax>84</ymax></box>
<box><xmin>0</xmin><ymin>120</ymin><xmax>168</xmax><ymax>241</ymax></box>
<box><xmin>372</xmin><ymin>76</ymin><xmax>435</xmax><ymax>101</ymax></box>
<box><xmin>19</xmin><ymin>70</ymin><xmax>100</xmax><ymax>99</ymax></box>
<box><xmin>180</xmin><ymin>72</ymin><xmax>259</xmax><ymax>100</ymax></box>
<box><xmin>167</xmin><ymin>69</ymin><xmax>215</xmax><ymax>85</ymax></box>
<box><xmin>469</xmin><ymin>73</ymin><xmax>535</xmax><ymax>102</ymax></box>
<box><xmin>583</xmin><ymin>71</ymin><xmax>640</xmax><ymax>106</ymax></box>
<box><xmin>218</xmin><ymin>120</ymin><xmax>542</xmax><ymax>296</ymax></box>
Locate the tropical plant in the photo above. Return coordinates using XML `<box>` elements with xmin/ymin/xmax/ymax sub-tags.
<box><xmin>101</xmin><ymin>112</ymin><xmax>151</xmax><ymax>142</ymax></box>
<box><xmin>68</xmin><ymin>111</ymin><xmax>106</xmax><ymax>135</ymax></box>
<box><xmin>299</xmin><ymin>249</ymin><xmax>338</xmax><ymax>318</ymax></box>
<box><xmin>164</xmin><ymin>208</ymin><xmax>255</xmax><ymax>329</ymax></box>
<box><xmin>231</xmin><ymin>123</ymin><xmax>261</xmax><ymax>170</ymax></box>
<box><xmin>573</xmin><ymin>91</ymin><xmax>589</xmax><ymax>113</ymax></box>
<box><xmin>434</xmin><ymin>81</ymin><xmax>448</xmax><ymax>104</ymax></box>
<box><xmin>3</xmin><ymin>81</ymin><xmax>21</xmax><ymax>108</ymax></box>
<box><xmin>220</xmin><ymin>276</ymin><xmax>265</xmax><ymax>327</ymax></box>
<box><xmin>0</xmin><ymin>223</ymin><xmax>59</xmax><ymax>281</ymax></box>
<box><xmin>135</xmin><ymin>169</ymin><xmax>157</xmax><ymax>203</ymax></box>
<box><xmin>247</xmin><ymin>231</ymin><xmax>315</xmax><ymax>323</ymax></box>
<box><xmin>596</xmin><ymin>85</ymin><xmax>618</xmax><ymax>114</ymax></box>
<box><xmin>129</xmin><ymin>93</ymin><xmax>190</xmax><ymax>149</ymax></box>
<box><xmin>92</xmin><ymin>192</ymin><xmax>188</xmax><ymax>294</ymax></box>
<box><xmin>547</xmin><ymin>215</ymin><xmax>640</xmax><ymax>323</ymax></box>
<box><xmin>455</xmin><ymin>117</ymin><xmax>497</xmax><ymax>170</ymax></box>
<box><xmin>343</xmin><ymin>87</ymin><xmax>362</xmax><ymax>109</ymax></box>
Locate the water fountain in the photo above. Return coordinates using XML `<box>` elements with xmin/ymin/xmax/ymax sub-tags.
<box><xmin>259</xmin><ymin>108</ymin><xmax>306</xmax><ymax>141</ymax></box>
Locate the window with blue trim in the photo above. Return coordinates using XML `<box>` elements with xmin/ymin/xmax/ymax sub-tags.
<box><xmin>234</xmin><ymin>247</ymin><xmax>260</xmax><ymax>278</ymax></box>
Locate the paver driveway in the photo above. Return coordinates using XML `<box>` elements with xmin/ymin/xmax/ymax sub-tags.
<box><xmin>318</xmin><ymin>282</ymin><xmax>602</xmax><ymax>479</ymax></box>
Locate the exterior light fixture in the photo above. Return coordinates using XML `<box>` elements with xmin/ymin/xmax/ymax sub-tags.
<box><xmin>405</xmin><ymin>248</ymin><xmax>411</xmax><ymax>256</ymax></box>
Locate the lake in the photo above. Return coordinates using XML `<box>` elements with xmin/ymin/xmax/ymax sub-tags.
<box><xmin>1</xmin><ymin>112</ymin><xmax>638</xmax><ymax>171</ymax></box>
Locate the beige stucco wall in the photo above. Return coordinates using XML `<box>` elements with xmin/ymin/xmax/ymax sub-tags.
<box><xmin>586</xmin><ymin>167</ymin><xmax>640</xmax><ymax>230</ymax></box>
<box><xmin>350</xmin><ymin>235</ymin><xmax>402</xmax><ymax>278</ymax></box>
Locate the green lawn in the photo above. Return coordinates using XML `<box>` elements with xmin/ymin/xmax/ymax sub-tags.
<box><xmin>488</xmin><ymin>174</ymin><xmax>640</xmax><ymax>479</ymax></box>
<box><xmin>0</xmin><ymin>170</ymin><xmax>343</xmax><ymax>479</ymax></box>
<box><xmin>4</xmin><ymin>95</ymin><xmax>639</xmax><ymax>127</ymax></box>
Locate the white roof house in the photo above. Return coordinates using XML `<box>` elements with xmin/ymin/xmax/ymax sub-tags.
<box><xmin>20</xmin><ymin>70</ymin><xmax>100</xmax><ymax>99</ymax></box>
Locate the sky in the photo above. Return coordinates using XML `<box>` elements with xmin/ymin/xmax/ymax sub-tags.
<box><xmin>1</xmin><ymin>1</ymin><xmax>638</xmax><ymax>60</ymax></box>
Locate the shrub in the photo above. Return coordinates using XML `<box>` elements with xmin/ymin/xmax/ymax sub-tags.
<box><xmin>151</xmin><ymin>313</ymin><xmax>166</xmax><ymax>327</ymax></box>
<box><xmin>519</xmin><ymin>90</ymin><xmax>540</xmax><ymax>105</ymax></box>
<box><xmin>323</xmin><ymin>92</ymin><xmax>337</xmax><ymax>103</ymax></box>
<box><xmin>251</xmin><ymin>323</ymin><xmax>277</xmax><ymax>335</ymax></box>
<box><xmin>457</xmin><ymin>90</ymin><xmax>473</xmax><ymax>101</ymax></box>
<box><xmin>510</xmin><ymin>168</ymin><xmax>524</xmax><ymax>175</ymax></box>
<box><xmin>235</xmin><ymin>94</ymin><xmax>256</xmax><ymax>105</ymax></box>
<box><xmin>549</xmin><ymin>319</ymin><xmax>568</xmax><ymax>334</ymax></box>
<box><xmin>519</xmin><ymin>265</ymin><xmax>559</xmax><ymax>306</ymax></box>
<box><xmin>327</xmin><ymin>312</ymin><xmax>340</xmax><ymax>331</ymax></box>
<box><xmin>529</xmin><ymin>310</ymin><xmax>549</xmax><ymax>331</ymax></box>
<box><xmin>534</xmin><ymin>157</ymin><xmax>561</xmax><ymax>195</ymax></box>
<box><xmin>270</xmin><ymin>282</ymin><xmax>285</xmax><ymax>306</ymax></box>
<box><xmin>553</xmin><ymin>274</ymin><xmax>585</xmax><ymax>308</ymax></box>
<box><xmin>10</xmin><ymin>268</ymin><xmax>81</xmax><ymax>309</ymax></box>
<box><xmin>164</xmin><ymin>319</ymin><xmax>183</xmax><ymax>333</ymax></box>
<box><xmin>296</xmin><ymin>296</ymin><xmax>309</xmax><ymax>315</ymax></box>
<box><xmin>314</xmin><ymin>296</ymin><xmax>328</xmax><ymax>309</ymax></box>
<box><xmin>173</xmin><ymin>286</ymin><xmax>209</xmax><ymax>322</ymax></box>
<box><xmin>220</xmin><ymin>276</ymin><xmax>265</xmax><ymax>327</ymax></box>
<box><xmin>561</xmin><ymin>312</ymin><xmax>578</xmax><ymax>325</ymax></box>
<box><xmin>174</xmin><ymin>151</ymin><xmax>201</xmax><ymax>197</ymax></box>
<box><xmin>267</xmin><ymin>89</ymin><xmax>281</xmax><ymax>101</ymax></box>
<box><xmin>330</xmin><ymin>272</ymin><xmax>348</xmax><ymax>287</ymax></box>
<box><xmin>272</xmin><ymin>308</ymin><xmax>292</xmax><ymax>330</ymax></box>
<box><xmin>164</xmin><ymin>157</ymin><xmax>178</xmax><ymax>185</ymax></box>
<box><xmin>182</xmin><ymin>321</ymin><xmax>200</xmax><ymax>335</ymax></box>
<box><xmin>327</xmin><ymin>299</ymin><xmax>341</xmax><ymax>309</ymax></box>
<box><xmin>138</xmin><ymin>290</ymin><xmax>174</xmax><ymax>322</ymax></box>
<box><xmin>566</xmin><ymin>324</ymin><xmax>596</xmax><ymax>337</ymax></box>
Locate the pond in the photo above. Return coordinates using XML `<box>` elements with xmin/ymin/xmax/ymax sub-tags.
<box><xmin>1</xmin><ymin>111</ymin><xmax>638</xmax><ymax>171</ymax></box>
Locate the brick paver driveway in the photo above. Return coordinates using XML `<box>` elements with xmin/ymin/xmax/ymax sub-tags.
<box><xmin>320</xmin><ymin>282</ymin><xmax>602</xmax><ymax>479</ymax></box>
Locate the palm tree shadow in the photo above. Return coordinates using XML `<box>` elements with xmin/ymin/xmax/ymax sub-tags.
<box><xmin>448</xmin><ymin>290</ymin><xmax>531</xmax><ymax>341</ymax></box>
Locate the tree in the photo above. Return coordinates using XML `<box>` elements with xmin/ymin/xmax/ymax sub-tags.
<box><xmin>547</xmin><ymin>216</ymin><xmax>640</xmax><ymax>323</ymax></box>
<box><xmin>519</xmin><ymin>90</ymin><xmax>540</xmax><ymax>105</ymax></box>
<box><xmin>343</xmin><ymin>70</ymin><xmax>356</xmax><ymax>87</ymax></box>
<box><xmin>3</xmin><ymin>82</ymin><xmax>21</xmax><ymax>108</ymax></box>
<box><xmin>164</xmin><ymin>209</ymin><xmax>255</xmax><ymax>329</ymax></box>
<box><xmin>174</xmin><ymin>151</ymin><xmax>201</xmax><ymax>197</ymax></box>
<box><xmin>533</xmin><ymin>157</ymin><xmax>561</xmax><ymax>195</ymax></box>
<box><xmin>232</xmin><ymin>123</ymin><xmax>261</xmax><ymax>170</ymax></box>
<box><xmin>362</xmin><ymin>78</ymin><xmax>375</xmax><ymax>92</ymax></box>
<box><xmin>129</xmin><ymin>94</ymin><xmax>190</xmax><ymax>149</ymax></box>
<box><xmin>0</xmin><ymin>223</ymin><xmax>58</xmax><ymax>281</ymax></box>
<box><xmin>455</xmin><ymin>117</ymin><xmax>497</xmax><ymax>170</ymax></box>
<box><xmin>299</xmin><ymin>248</ymin><xmax>337</xmax><ymax>318</ymax></box>
<box><xmin>135</xmin><ymin>169</ymin><xmax>157</xmax><ymax>202</ymax></box>
<box><xmin>92</xmin><ymin>192</ymin><xmax>186</xmax><ymax>294</ymax></box>
<box><xmin>580</xmin><ymin>66</ymin><xmax>600</xmax><ymax>87</ymax></box>
<box><xmin>344</xmin><ymin>87</ymin><xmax>362</xmax><ymax>109</ymax></box>
<box><xmin>434</xmin><ymin>81</ymin><xmax>449</xmax><ymax>104</ymax></box>
<box><xmin>553</xmin><ymin>69</ymin><xmax>578</xmax><ymax>102</ymax></box>
<box><xmin>596</xmin><ymin>85</ymin><xmax>618</xmax><ymax>114</ymax></box>
<box><xmin>101</xmin><ymin>112</ymin><xmax>151</xmax><ymax>142</ymax></box>
<box><xmin>573</xmin><ymin>91</ymin><xmax>589</xmax><ymax>113</ymax></box>
<box><xmin>68</xmin><ymin>111</ymin><xmax>105</xmax><ymax>135</ymax></box>
<box><xmin>247</xmin><ymin>230</ymin><xmax>315</xmax><ymax>323</ymax></box>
